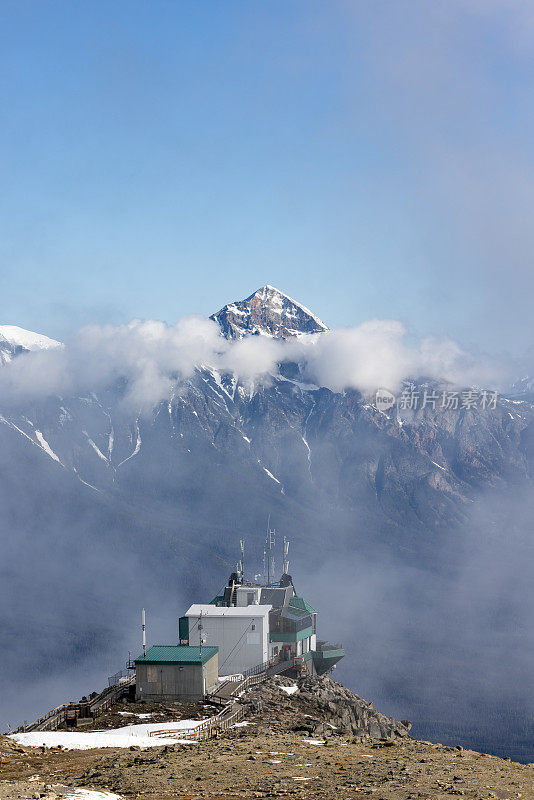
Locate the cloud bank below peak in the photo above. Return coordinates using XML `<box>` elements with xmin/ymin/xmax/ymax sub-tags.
<box><xmin>0</xmin><ymin>313</ymin><xmax>511</xmax><ymax>412</ymax></box>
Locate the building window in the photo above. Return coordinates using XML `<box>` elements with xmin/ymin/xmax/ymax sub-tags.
<box><xmin>247</xmin><ymin>592</ymin><xmax>255</xmax><ymax>605</ymax></box>
<box><xmin>251</xmin><ymin>624</ymin><xmax>256</xmax><ymax>631</ymax></box>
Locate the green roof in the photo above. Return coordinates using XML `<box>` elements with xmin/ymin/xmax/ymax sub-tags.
<box><xmin>209</xmin><ymin>595</ymin><xmax>224</xmax><ymax>605</ymax></box>
<box><xmin>135</xmin><ymin>645</ymin><xmax>218</xmax><ymax>666</ymax></box>
<box><xmin>289</xmin><ymin>596</ymin><xmax>317</xmax><ymax>614</ymax></box>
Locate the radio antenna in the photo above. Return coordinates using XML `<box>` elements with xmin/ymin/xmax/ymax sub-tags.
<box><xmin>283</xmin><ymin>537</ymin><xmax>290</xmax><ymax>576</ymax></box>
<box><xmin>240</xmin><ymin>538</ymin><xmax>245</xmax><ymax>581</ymax></box>
<box><xmin>141</xmin><ymin>608</ymin><xmax>146</xmax><ymax>656</ymax></box>
<box><xmin>266</xmin><ymin>516</ymin><xmax>276</xmax><ymax>585</ymax></box>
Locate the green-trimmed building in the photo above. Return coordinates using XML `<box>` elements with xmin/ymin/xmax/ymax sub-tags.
<box><xmin>135</xmin><ymin>645</ymin><xmax>219</xmax><ymax>702</ymax></box>
<box><xmin>183</xmin><ymin>571</ymin><xmax>344</xmax><ymax>678</ymax></box>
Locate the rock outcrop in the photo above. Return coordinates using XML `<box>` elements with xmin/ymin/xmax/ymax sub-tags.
<box><xmin>296</xmin><ymin>675</ymin><xmax>411</xmax><ymax>740</ymax></box>
<box><xmin>248</xmin><ymin>675</ymin><xmax>411</xmax><ymax>741</ymax></box>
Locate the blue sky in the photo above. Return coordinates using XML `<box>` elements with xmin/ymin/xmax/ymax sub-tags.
<box><xmin>1</xmin><ymin>1</ymin><xmax>533</xmax><ymax>353</ymax></box>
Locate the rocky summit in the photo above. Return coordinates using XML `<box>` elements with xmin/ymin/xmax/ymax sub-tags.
<box><xmin>210</xmin><ymin>284</ymin><xmax>328</xmax><ymax>338</ymax></box>
<box><xmin>1</xmin><ymin>676</ymin><xmax>533</xmax><ymax>800</ymax></box>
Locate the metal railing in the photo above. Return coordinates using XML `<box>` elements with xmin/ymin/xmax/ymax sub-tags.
<box><xmin>243</xmin><ymin>659</ymin><xmax>273</xmax><ymax>677</ymax></box>
<box><xmin>148</xmin><ymin>664</ymin><xmax>272</xmax><ymax>741</ymax></box>
<box><xmin>148</xmin><ymin>699</ymin><xmax>247</xmax><ymax>741</ymax></box>
<box><xmin>108</xmin><ymin>668</ymin><xmax>135</xmax><ymax>687</ymax></box>
<box><xmin>10</xmin><ymin>673</ymin><xmax>135</xmax><ymax>735</ymax></box>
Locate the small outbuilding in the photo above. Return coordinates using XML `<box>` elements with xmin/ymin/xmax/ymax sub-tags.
<box><xmin>135</xmin><ymin>645</ymin><xmax>219</xmax><ymax>702</ymax></box>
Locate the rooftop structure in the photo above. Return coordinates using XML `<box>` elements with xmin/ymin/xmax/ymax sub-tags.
<box><xmin>179</xmin><ymin>533</ymin><xmax>344</xmax><ymax>678</ymax></box>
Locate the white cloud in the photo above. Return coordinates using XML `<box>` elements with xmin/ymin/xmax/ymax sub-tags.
<box><xmin>0</xmin><ymin>316</ymin><xmax>510</xmax><ymax>411</ymax></box>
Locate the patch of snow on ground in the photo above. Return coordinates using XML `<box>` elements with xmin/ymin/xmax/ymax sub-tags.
<box><xmin>230</xmin><ymin>721</ymin><xmax>256</xmax><ymax>728</ymax></box>
<box><xmin>279</xmin><ymin>684</ymin><xmax>298</xmax><ymax>695</ymax></box>
<box><xmin>11</xmin><ymin>719</ymin><xmax>204</xmax><ymax>750</ymax></box>
<box><xmin>65</xmin><ymin>791</ymin><xmax>123</xmax><ymax>800</ymax></box>
<box><xmin>302</xmin><ymin>739</ymin><xmax>325</xmax><ymax>745</ymax></box>
<box><xmin>117</xmin><ymin>712</ymin><xmax>152</xmax><ymax>719</ymax></box>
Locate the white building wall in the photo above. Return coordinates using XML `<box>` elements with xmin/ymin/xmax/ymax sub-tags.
<box><xmin>186</xmin><ymin>605</ymin><xmax>271</xmax><ymax>675</ymax></box>
<box><xmin>235</xmin><ymin>586</ymin><xmax>261</xmax><ymax>607</ymax></box>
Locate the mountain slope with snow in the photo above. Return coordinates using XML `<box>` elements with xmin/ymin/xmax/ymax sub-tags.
<box><xmin>0</xmin><ymin>325</ymin><xmax>62</xmax><ymax>365</ymax></box>
<box><xmin>0</xmin><ymin>325</ymin><xmax>61</xmax><ymax>351</ymax></box>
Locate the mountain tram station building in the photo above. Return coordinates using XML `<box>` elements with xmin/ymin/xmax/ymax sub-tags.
<box><xmin>134</xmin><ymin>545</ymin><xmax>344</xmax><ymax>703</ymax></box>
<box><xmin>180</xmin><ymin>571</ymin><xmax>344</xmax><ymax>680</ymax></box>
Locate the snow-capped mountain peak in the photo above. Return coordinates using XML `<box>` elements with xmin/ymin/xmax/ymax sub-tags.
<box><xmin>210</xmin><ymin>285</ymin><xmax>328</xmax><ymax>339</ymax></box>
<box><xmin>0</xmin><ymin>325</ymin><xmax>62</xmax><ymax>364</ymax></box>
<box><xmin>0</xmin><ymin>325</ymin><xmax>61</xmax><ymax>351</ymax></box>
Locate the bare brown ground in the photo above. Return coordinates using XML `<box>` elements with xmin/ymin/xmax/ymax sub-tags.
<box><xmin>2</xmin><ymin>729</ymin><xmax>533</xmax><ymax>800</ymax></box>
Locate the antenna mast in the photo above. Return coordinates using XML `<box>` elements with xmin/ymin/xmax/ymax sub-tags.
<box><xmin>266</xmin><ymin>517</ymin><xmax>276</xmax><ymax>585</ymax></box>
<box><xmin>240</xmin><ymin>538</ymin><xmax>245</xmax><ymax>581</ymax></box>
<box><xmin>283</xmin><ymin>537</ymin><xmax>290</xmax><ymax>575</ymax></box>
<box><xmin>142</xmin><ymin>608</ymin><xmax>146</xmax><ymax>656</ymax></box>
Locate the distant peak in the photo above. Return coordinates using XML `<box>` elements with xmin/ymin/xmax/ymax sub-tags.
<box><xmin>211</xmin><ymin>286</ymin><xmax>328</xmax><ymax>340</ymax></box>
<box><xmin>0</xmin><ymin>325</ymin><xmax>62</xmax><ymax>352</ymax></box>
